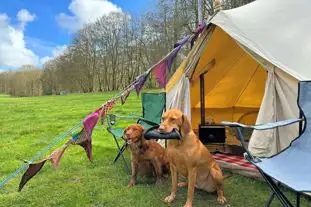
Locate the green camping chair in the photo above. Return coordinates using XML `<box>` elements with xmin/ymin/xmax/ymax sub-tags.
<box><xmin>106</xmin><ymin>92</ymin><xmax>166</xmax><ymax>172</ymax></box>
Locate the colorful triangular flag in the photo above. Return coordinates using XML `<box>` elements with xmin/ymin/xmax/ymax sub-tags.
<box><xmin>48</xmin><ymin>141</ymin><xmax>71</xmax><ymax>168</ymax></box>
<box><xmin>191</xmin><ymin>22</ymin><xmax>206</xmax><ymax>48</ymax></box>
<box><xmin>174</xmin><ymin>35</ymin><xmax>190</xmax><ymax>48</ymax></box>
<box><xmin>71</xmin><ymin>128</ymin><xmax>93</xmax><ymax>161</ymax></box>
<box><xmin>83</xmin><ymin>108</ymin><xmax>101</xmax><ymax>136</ymax></box>
<box><xmin>121</xmin><ymin>89</ymin><xmax>131</xmax><ymax>105</ymax></box>
<box><xmin>134</xmin><ymin>71</ymin><xmax>150</xmax><ymax>95</ymax></box>
<box><xmin>18</xmin><ymin>159</ymin><xmax>48</xmax><ymax>191</ymax></box>
<box><xmin>100</xmin><ymin>100</ymin><xmax>115</xmax><ymax>124</ymax></box>
<box><xmin>151</xmin><ymin>45</ymin><xmax>182</xmax><ymax>88</ymax></box>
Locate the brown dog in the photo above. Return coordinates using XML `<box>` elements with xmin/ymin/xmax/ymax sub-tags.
<box><xmin>159</xmin><ymin>109</ymin><xmax>226</xmax><ymax>207</ymax></box>
<box><xmin>124</xmin><ymin>124</ymin><xmax>169</xmax><ymax>187</ymax></box>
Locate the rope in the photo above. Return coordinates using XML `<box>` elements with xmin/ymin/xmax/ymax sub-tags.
<box><xmin>0</xmin><ymin>122</ymin><xmax>82</xmax><ymax>189</ymax></box>
<box><xmin>110</xmin><ymin>34</ymin><xmax>196</xmax><ymax>101</ymax></box>
<box><xmin>0</xmin><ymin>27</ymin><xmax>202</xmax><ymax>189</ymax></box>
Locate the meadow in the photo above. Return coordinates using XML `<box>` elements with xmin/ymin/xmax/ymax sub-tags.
<box><xmin>0</xmin><ymin>92</ymin><xmax>309</xmax><ymax>207</ymax></box>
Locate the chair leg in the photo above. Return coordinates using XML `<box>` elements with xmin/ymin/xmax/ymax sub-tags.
<box><xmin>112</xmin><ymin>135</ymin><xmax>130</xmax><ymax>173</ymax></box>
<box><xmin>265</xmin><ymin>182</ymin><xmax>281</xmax><ymax>207</ymax></box>
<box><xmin>265</xmin><ymin>192</ymin><xmax>275</xmax><ymax>207</ymax></box>
<box><xmin>296</xmin><ymin>193</ymin><xmax>300</xmax><ymax>207</ymax></box>
<box><xmin>113</xmin><ymin>144</ymin><xmax>125</xmax><ymax>163</ymax></box>
<box><xmin>259</xmin><ymin>170</ymin><xmax>294</xmax><ymax>207</ymax></box>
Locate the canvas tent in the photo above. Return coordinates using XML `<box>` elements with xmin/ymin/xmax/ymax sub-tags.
<box><xmin>166</xmin><ymin>0</ymin><xmax>311</xmax><ymax>157</ymax></box>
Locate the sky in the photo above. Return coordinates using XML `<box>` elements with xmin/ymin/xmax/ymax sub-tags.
<box><xmin>0</xmin><ymin>0</ymin><xmax>156</xmax><ymax>71</ymax></box>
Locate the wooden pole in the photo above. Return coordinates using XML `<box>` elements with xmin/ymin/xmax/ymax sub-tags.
<box><xmin>214</xmin><ymin>0</ymin><xmax>222</xmax><ymax>12</ymax></box>
<box><xmin>198</xmin><ymin>0</ymin><xmax>203</xmax><ymax>24</ymax></box>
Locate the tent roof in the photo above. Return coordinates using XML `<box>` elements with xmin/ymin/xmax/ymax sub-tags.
<box><xmin>211</xmin><ymin>0</ymin><xmax>311</xmax><ymax>80</ymax></box>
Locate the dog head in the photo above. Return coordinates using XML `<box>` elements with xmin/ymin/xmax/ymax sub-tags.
<box><xmin>124</xmin><ymin>124</ymin><xmax>145</xmax><ymax>146</ymax></box>
<box><xmin>158</xmin><ymin>109</ymin><xmax>191</xmax><ymax>135</ymax></box>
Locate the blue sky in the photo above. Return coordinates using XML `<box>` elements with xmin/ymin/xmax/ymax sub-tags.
<box><xmin>0</xmin><ymin>0</ymin><xmax>156</xmax><ymax>70</ymax></box>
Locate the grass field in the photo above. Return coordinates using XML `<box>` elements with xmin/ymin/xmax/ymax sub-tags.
<box><xmin>0</xmin><ymin>92</ymin><xmax>310</xmax><ymax>207</ymax></box>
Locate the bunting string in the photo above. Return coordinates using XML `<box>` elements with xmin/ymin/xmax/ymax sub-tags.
<box><xmin>0</xmin><ymin>23</ymin><xmax>206</xmax><ymax>190</ymax></box>
<box><xmin>0</xmin><ymin>122</ymin><xmax>82</xmax><ymax>189</ymax></box>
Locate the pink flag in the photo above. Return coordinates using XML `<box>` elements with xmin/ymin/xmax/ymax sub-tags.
<box><xmin>83</xmin><ymin>108</ymin><xmax>101</xmax><ymax>136</ymax></box>
<box><xmin>152</xmin><ymin>46</ymin><xmax>181</xmax><ymax>88</ymax></box>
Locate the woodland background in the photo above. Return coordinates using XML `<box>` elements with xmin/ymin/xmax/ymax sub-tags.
<box><xmin>0</xmin><ymin>0</ymin><xmax>254</xmax><ymax>97</ymax></box>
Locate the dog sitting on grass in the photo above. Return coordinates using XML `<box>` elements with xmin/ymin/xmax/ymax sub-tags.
<box><xmin>124</xmin><ymin>124</ymin><xmax>169</xmax><ymax>187</ymax></box>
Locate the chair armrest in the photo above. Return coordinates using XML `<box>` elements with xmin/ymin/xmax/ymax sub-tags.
<box><xmin>106</xmin><ymin>114</ymin><xmax>143</xmax><ymax>127</ymax></box>
<box><xmin>129</xmin><ymin>112</ymin><xmax>141</xmax><ymax>116</ymax></box>
<box><xmin>221</xmin><ymin>118</ymin><xmax>303</xmax><ymax>130</ymax></box>
<box><xmin>221</xmin><ymin>118</ymin><xmax>303</xmax><ymax>163</ymax></box>
<box><xmin>137</xmin><ymin>118</ymin><xmax>159</xmax><ymax>126</ymax></box>
<box><xmin>109</xmin><ymin>114</ymin><xmax>142</xmax><ymax>119</ymax></box>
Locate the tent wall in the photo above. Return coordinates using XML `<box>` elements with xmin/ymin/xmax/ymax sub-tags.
<box><xmin>248</xmin><ymin>63</ymin><xmax>300</xmax><ymax>157</ymax></box>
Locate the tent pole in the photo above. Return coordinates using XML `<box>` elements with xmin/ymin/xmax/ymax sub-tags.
<box><xmin>200</xmin><ymin>74</ymin><xmax>206</xmax><ymax>125</ymax></box>
<box><xmin>198</xmin><ymin>0</ymin><xmax>203</xmax><ymax>24</ymax></box>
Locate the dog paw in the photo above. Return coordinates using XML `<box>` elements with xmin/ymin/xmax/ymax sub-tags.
<box><xmin>217</xmin><ymin>196</ymin><xmax>227</xmax><ymax>205</ymax></box>
<box><xmin>163</xmin><ymin>195</ymin><xmax>175</xmax><ymax>204</ymax></box>
<box><xmin>156</xmin><ymin>178</ymin><xmax>164</xmax><ymax>185</ymax></box>
<box><xmin>183</xmin><ymin>202</ymin><xmax>192</xmax><ymax>207</ymax></box>
<box><xmin>127</xmin><ymin>181</ymin><xmax>135</xmax><ymax>188</ymax></box>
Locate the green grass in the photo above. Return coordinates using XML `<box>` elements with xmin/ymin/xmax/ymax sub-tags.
<box><xmin>0</xmin><ymin>92</ymin><xmax>310</xmax><ymax>207</ymax></box>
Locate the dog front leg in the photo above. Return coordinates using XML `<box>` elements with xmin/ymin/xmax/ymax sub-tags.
<box><xmin>152</xmin><ymin>158</ymin><xmax>163</xmax><ymax>184</ymax></box>
<box><xmin>184</xmin><ymin>167</ymin><xmax>197</xmax><ymax>207</ymax></box>
<box><xmin>128</xmin><ymin>160</ymin><xmax>138</xmax><ymax>187</ymax></box>
<box><xmin>210</xmin><ymin>166</ymin><xmax>226</xmax><ymax>205</ymax></box>
<box><xmin>164</xmin><ymin>165</ymin><xmax>177</xmax><ymax>204</ymax></box>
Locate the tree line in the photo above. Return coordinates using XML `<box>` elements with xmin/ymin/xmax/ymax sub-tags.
<box><xmin>0</xmin><ymin>0</ymin><xmax>254</xmax><ymax>97</ymax></box>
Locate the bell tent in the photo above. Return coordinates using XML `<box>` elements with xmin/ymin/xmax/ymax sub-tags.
<box><xmin>166</xmin><ymin>0</ymin><xmax>311</xmax><ymax>157</ymax></box>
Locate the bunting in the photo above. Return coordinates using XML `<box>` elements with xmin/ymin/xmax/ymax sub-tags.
<box><xmin>71</xmin><ymin>128</ymin><xmax>93</xmax><ymax>161</ymax></box>
<box><xmin>100</xmin><ymin>100</ymin><xmax>115</xmax><ymax>124</ymax></box>
<box><xmin>134</xmin><ymin>71</ymin><xmax>150</xmax><ymax>95</ymax></box>
<box><xmin>120</xmin><ymin>86</ymin><xmax>133</xmax><ymax>105</ymax></box>
<box><xmin>73</xmin><ymin>108</ymin><xmax>101</xmax><ymax>161</ymax></box>
<box><xmin>191</xmin><ymin>22</ymin><xmax>206</xmax><ymax>48</ymax></box>
<box><xmin>152</xmin><ymin>36</ymin><xmax>188</xmax><ymax>88</ymax></box>
<box><xmin>49</xmin><ymin>142</ymin><xmax>70</xmax><ymax>168</ymax></box>
<box><xmin>18</xmin><ymin>159</ymin><xmax>48</xmax><ymax>191</ymax></box>
<box><xmin>3</xmin><ymin>22</ymin><xmax>198</xmax><ymax>192</ymax></box>
<box><xmin>83</xmin><ymin>108</ymin><xmax>101</xmax><ymax>136</ymax></box>
<box><xmin>174</xmin><ymin>35</ymin><xmax>190</xmax><ymax>48</ymax></box>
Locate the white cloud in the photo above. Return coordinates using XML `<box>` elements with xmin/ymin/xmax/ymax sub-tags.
<box><xmin>40</xmin><ymin>45</ymin><xmax>68</xmax><ymax>65</ymax></box>
<box><xmin>57</xmin><ymin>0</ymin><xmax>122</xmax><ymax>32</ymax></box>
<box><xmin>0</xmin><ymin>10</ymin><xmax>39</xmax><ymax>68</ymax></box>
<box><xmin>17</xmin><ymin>9</ymin><xmax>36</xmax><ymax>28</ymax></box>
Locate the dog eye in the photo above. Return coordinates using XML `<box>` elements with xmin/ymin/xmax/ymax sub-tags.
<box><xmin>169</xmin><ymin>118</ymin><xmax>176</xmax><ymax>122</ymax></box>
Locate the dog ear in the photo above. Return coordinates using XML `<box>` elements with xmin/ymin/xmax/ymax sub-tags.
<box><xmin>181</xmin><ymin>114</ymin><xmax>191</xmax><ymax>134</ymax></box>
<box><xmin>123</xmin><ymin>128</ymin><xmax>128</xmax><ymax>139</ymax></box>
<box><xmin>138</xmin><ymin>124</ymin><xmax>145</xmax><ymax>133</ymax></box>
